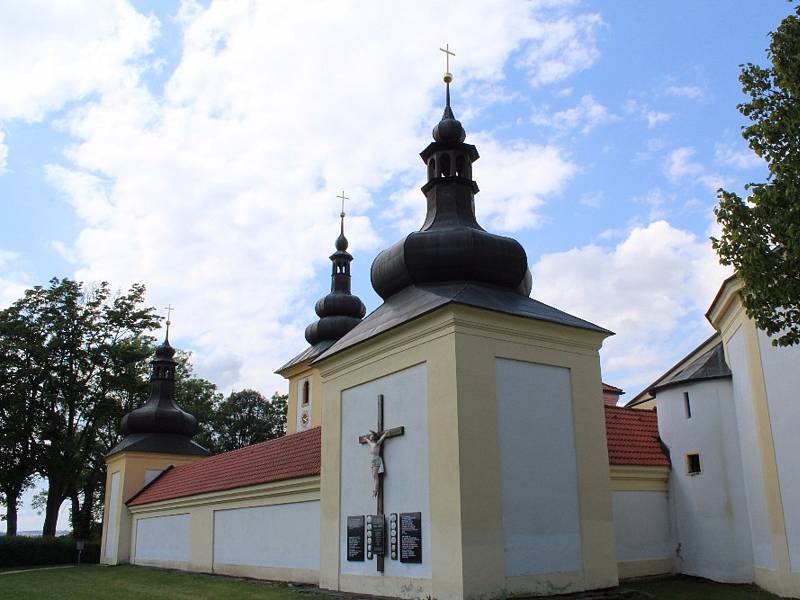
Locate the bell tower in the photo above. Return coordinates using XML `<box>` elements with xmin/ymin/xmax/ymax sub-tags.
<box><xmin>100</xmin><ymin>324</ymin><xmax>209</xmax><ymax>565</ymax></box>
<box><xmin>277</xmin><ymin>200</ymin><xmax>366</xmax><ymax>433</ymax></box>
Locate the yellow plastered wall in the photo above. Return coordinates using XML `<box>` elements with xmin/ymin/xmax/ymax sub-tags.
<box><xmin>316</xmin><ymin>304</ymin><xmax>618</xmax><ymax>600</ymax></box>
<box><xmin>100</xmin><ymin>451</ymin><xmax>205</xmax><ymax>565</ymax></box>
<box><xmin>709</xmin><ymin>279</ymin><xmax>800</xmax><ymax>598</ymax></box>
<box><xmin>318</xmin><ymin>308</ymin><xmax>457</xmax><ymax>599</ymax></box>
<box><xmin>285</xmin><ymin>364</ymin><xmax>322</xmax><ymax>435</ymax></box>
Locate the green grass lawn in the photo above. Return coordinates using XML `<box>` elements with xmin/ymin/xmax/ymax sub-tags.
<box><xmin>624</xmin><ymin>575</ymin><xmax>781</xmax><ymax>599</ymax></box>
<box><xmin>0</xmin><ymin>565</ymin><xmax>784</xmax><ymax>600</ymax></box>
<box><xmin>0</xmin><ymin>565</ymin><xmax>315</xmax><ymax>600</ymax></box>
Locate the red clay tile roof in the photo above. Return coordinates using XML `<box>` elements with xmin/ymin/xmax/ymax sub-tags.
<box><xmin>127</xmin><ymin>406</ymin><xmax>668</xmax><ymax>506</ymax></box>
<box><xmin>127</xmin><ymin>427</ymin><xmax>321</xmax><ymax>506</ymax></box>
<box><xmin>602</xmin><ymin>382</ymin><xmax>624</xmax><ymax>394</ymax></box>
<box><xmin>604</xmin><ymin>405</ymin><xmax>670</xmax><ymax>467</ymax></box>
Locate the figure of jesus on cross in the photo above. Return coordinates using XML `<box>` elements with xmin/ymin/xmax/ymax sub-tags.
<box><xmin>364</xmin><ymin>430</ymin><xmax>387</xmax><ymax>498</ymax></box>
<box><xmin>358</xmin><ymin>394</ymin><xmax>404</xmax><ymax>571</ymax></box>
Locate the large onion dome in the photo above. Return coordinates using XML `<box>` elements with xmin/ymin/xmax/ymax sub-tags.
<box><xmin>370</xmin><ymin>79</ymin><xmax>532</xmax><ymax>300</ymax></box>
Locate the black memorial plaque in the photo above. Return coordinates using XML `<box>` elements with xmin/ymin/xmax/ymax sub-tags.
<box><xmin>347</xmin><ymin>515</ymin><xmax>365</xmax><ymax>561</ymax></box>
<box><xmin>368</xmin><ymin>514</ymin><xmax>385</xmax><ymax>556</ymax></box>
<box><xmin>399</xmin><ymin>512</ymin><xmax>422</xmax><ymax>563</ymax></box>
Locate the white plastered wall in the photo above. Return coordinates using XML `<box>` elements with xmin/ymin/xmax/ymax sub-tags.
<box><xmin>728</xmin><ymin>329</ymin><xmax>776</xmax><ymax>570</ymax></box>
<box><xmin>657</xmin><ymin>378</ymin><xmax>754</xmax><ymax>582</ymax></box>
<box><xmin>339</xmin><ymin>362</ymin><xmax>431</xmax><ymax>579</ymax></box>
<box><xmin>757</xmin><ymin>330</ymin><xmax>800</xmax><ymax>573</ymax></box>
<box><xmin>104</xmin><ymin>471</ymin><xmax>121</xmax><ymax>561</ymax></box>
<box><xmin>495</xmin><ymin>358</ymin><xmax>582</xmax><ymax>576</ymax></box>
<box><xmin>135</xmin><ymin>513</ymin><xmax>190</xmax><ymax>563</ymax></box>
<box><xmin>214</xmin><ymin>500</ymin><xmax>320</xmax><ymax>570</ymax></box>
<box><xmin>612</xmin><ymin>491</ymin><xmax>672</xmax><ymax>565</ymax></box>
<box><xmin>128</xmin><ymin>475</ymin><xmax>321</xmax><ymax>581</ymax></box>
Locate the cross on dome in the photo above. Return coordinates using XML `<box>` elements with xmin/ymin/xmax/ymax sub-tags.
<box><xmin>164</xmin><ymin>303</ymin><xmax>175</xmax><ymax>341</ymax></box>
<box><xmin>439</xmin><ymin>43</ymin><xmax>455</xmax><ymax>83</ymax></box>
<box><xmin>337</xmin><ymin>190</ymin><xmax>349</xmax><ymax>219</ymax></box>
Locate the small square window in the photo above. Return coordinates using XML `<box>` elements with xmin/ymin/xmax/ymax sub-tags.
<box><xmin>686</xmin><ymin>453</ymin><xmax>701</xmax><ymax>475</ymax></box>
<box><xmin>683</xmin><ymin>392</ymin><xmax>692</xmax><ymax>419</ymax></box>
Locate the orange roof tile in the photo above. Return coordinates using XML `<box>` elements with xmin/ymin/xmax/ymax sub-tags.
<box><xmin>128</xmin><ymin>406</ymin><xmax>669</xmax><ymax>506</ymax></box>
<box><xmin>127</xmin><ymin>427</ymin><xmax>321</xmax><ymax>506</ymax></box>
<box><xmin>604</xmin><ymin>405</ymin><xmax>670</xmax><ymax>467</ymax></box>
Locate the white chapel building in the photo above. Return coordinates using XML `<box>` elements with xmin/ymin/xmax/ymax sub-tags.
<box><xmin>99</xmin><ymin>78</ymin><xmax>800</xmax><ymax>599</ymax></box>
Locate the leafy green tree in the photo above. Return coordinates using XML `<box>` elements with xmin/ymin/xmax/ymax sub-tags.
<box><xmin>0</xmin><ymin>291</ymin><xmax>48</xmax><ymax>535</ymax></box>
<box><xmin>212</xmin><ymin>390</ymin><xmax>287</xmax><ymax>453</ymax></box>
<box><xmin>29</xmin><ymin>279</ymin><xmax>159</xmax><ymax>536</ymax></box>
<box><xmin>174</xmin><ymin>350</ymin><xmax>222</xmax><ymax>452</ymax></box>
<box><xmin>713</xmin><ymin>5</ymin><xmax>800</xmax><ymax>346</ymax></box>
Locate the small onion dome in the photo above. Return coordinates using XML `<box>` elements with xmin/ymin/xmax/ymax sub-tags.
<box><xmin>304</xmin><ymin>216</ymin><xmax>367</xmax><ymax>346</ymax></box>
<box><xmin>153</xmin><ymin>338</ymin><xmax>177</xmax><ymax>361</ymax></box>
<box><xmin>120</xmin><ymin>338</ymin><xmax>199</xmax><ymax>438</ymax></box>
<box><xmin>335</xmin><ymin>230</ymin><xmax>349</xmax><ymax>252</ymax></box>
<box><xmin>432</xmin><ymin>105</ymin><xmax>466</xmax><ymax>144</ymax></box>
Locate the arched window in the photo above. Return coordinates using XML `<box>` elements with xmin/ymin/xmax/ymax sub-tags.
<box><xmin>428</xmin><ymin>158</ymin><xmax>436</xmax><ymax>180</ymax></box>
<box><xmin>302</xmin><ymin>380</ymin><xmax>310</xmax><ymax>406</ymax></box>
<box><xmin>440</xmin><ymin>153</ymin><xmax>451</xmax><ymax>177</ymax></box>
<box><xmin>455</xmin><ymin>155</ymin><xmax>466</xmax><ymax>177</ymax></box>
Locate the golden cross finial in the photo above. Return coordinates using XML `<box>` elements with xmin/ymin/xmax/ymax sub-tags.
<box><xmin>165</xmin><ymin>304</ymin><xmax>174</xmax><ymax>338</ymax></box>
<box><xmin>336</xmin><ymin>190</ymin><xmax>349</xmax><ymax>218</ymax></box>
<box><xmin>440</xmin><ymin>43</ymin><xmax>455</xmax><ymax>82</ymax></box>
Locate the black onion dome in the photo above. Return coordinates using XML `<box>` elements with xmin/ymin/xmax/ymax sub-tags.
<box><xmin>370</xmin><ymin>85</ymin><xmax>532</xmax><ymax>300</ymax></box>
<box><xmin>335</xmin><ymin>230</ymin><xmax>348</xmax><ymax>252</ymax></box>
<box><xmin>305</xmin><ymin>216</ymin><xmax>367</xmax><ymax>346</ymax></box>
<box><xmin>432</xmin><ymin>105</ymin><xmax>466</xmax><ymax>144</ymax></box>
<box><xmin>120</xmin><ymin>337</ymin><xmax>199</xmax><ymax>438</ymax></box>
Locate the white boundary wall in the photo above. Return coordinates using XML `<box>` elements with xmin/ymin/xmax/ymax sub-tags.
<box><xmin>612</xmin><ymin>490</ymin><xmax>672</xmax><ymax>563</ymax></box>
<box><xmin>213</xmin><ymin>501</ymin><xmax>320</xmax><ymax>569</ymax></box>
<box><xmin>135</xmin><ymin>514</ymin><xmax>190</xmax><ymax>563</ymax></box>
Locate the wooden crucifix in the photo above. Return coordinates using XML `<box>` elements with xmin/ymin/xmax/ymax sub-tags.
<box><xmin>358</xmin><ymin>394</ymin><xmax>404</xmax><ymax>572</ymax></box>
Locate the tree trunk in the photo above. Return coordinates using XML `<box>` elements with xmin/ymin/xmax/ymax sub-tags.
<box><xmin>4</xmin><ymin>490</ymin><xmax>18</xmax><ymax>536</ymax></box>
<box><xmin>70</xmin><ymin>488</ymin><xmax>95</xmax><ymax>541</ymax></box>
<box><xmin>69</xmin><ymin>493</ymin><xmax>82</xmax><ymax>539</ymax></box>
<box><xmin>42</xmin><ymin>481</ymin><xmax>66</xmax><ymax>537</ymax></box>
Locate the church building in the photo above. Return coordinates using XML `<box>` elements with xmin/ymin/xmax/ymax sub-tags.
<box><xmin>99</xmin><ymin>70</ymin><xmax>800</xmax><ymax>599</ymax></box>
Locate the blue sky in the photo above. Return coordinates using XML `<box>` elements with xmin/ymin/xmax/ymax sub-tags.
<box><xmin>0</xmin><ymin>1</ymin><xmax>791</xmax><ymax>530</ymax></box>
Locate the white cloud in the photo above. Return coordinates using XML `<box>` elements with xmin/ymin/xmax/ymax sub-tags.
<box><xmin>624</xmin><ymin>99</ymin><xmax>672</xmax><ymax>130</ymax></box>
<box><xmin>37</xmin><ymin>0</ymin><xmax>598</xmax><ymax>391</ymax></box>
<box><xmin>532</xmin><ymin>94</ymin><xmax>616</xmax><ymax>134</ymax></box>
<box><xmin>518</xmin><ymin>12</ymin><xmax>604</xmax><ymax>86</ymax></box>
<box><xmin>0</xmin><ymin>1</ymin><xmax>157</xmax><ymax>171</ymax></box>
<box><xmin>0</xmin><ymin>1</ymin><xmax>157</xmax><ymax>123</ymax></box>
<box><xmin>666</xmin><ymin>84</ymin><xmax>704</xmax><ymax>100</ymax></box>
<box><xmin>531</xmin><ymin>220</ymin><xmax>732</xmax><ymax>392</ymax></box>
<box><xmin>665</xmin><ymin>146</ymin><xmax>727</xmax><ymax>191</ymax></box>
<box><xmin>636</xmin><ymin>188</ymin><xmax>668</xmax><ymax>221</ymax></box>
<box><xmin>45</xmin><ymin>166</ymin><xmax>113</xmax><ymax>226</ymax></box>
<box><xmin>645</xmin><ymin>110</ymin><xmax>672</xmax><ymax>127</ymax></box>
<box><xmin>0</xmin><ymin>249</ymin><xmax>32</xmax><ymax>308</ymax></box>
<box><xmin>387</xmin><ymin>135</ymin><xmax>576</xmax><ymax>233</ymax></box>
<box><xmin>715</xmin><ymin>142</ymin><xmax>763</xmax><ymax>170</ymax></box>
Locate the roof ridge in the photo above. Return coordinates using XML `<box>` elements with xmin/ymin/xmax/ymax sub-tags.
<box><xmin>191</xmin><ymin>426</ymin><xmax>322</xmax><ymax>466</ymax></box>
